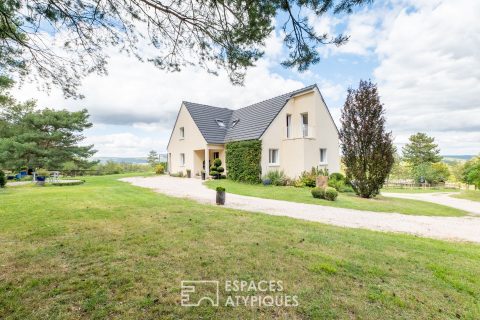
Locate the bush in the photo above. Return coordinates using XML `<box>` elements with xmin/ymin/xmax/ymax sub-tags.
<box><xmin>324</xmin><ymin>187</ymin><xmax>338</xmax><ymax>201</ymax></box>
<box><xmin>155</xmin><ymin>164</ymin><xmax>165</xmax><ymax>174</ymax></box>
<box><xmin>0</xmin><ymin>170</ymin><xmax>6</xmax><ymax>188</ymax></box>
<box><xmin>299</xmin><ymin>167</ymin><xmax>318</xmax><ymax>187</ymax></box>
<box><xmin>36</xmin><ymin>168</ymin><xmax>50</xmax><ymax>177</ymax></box>
<box><xmin>263</xmin><ymin>170</ymin><xmax>288</xmax><ymax>186</ymax></box>
<box><xmin>311</xmin><ymin>187</ymin><xmax>325</xmax><ymax>199</ymax></box>
<box><xmin>225</xmin><ymin>140</ymin><xmax>262</xmax><ymax>183</ymax></box>
<box><xmin>216</xmin><ymin>186</ymin><xmax>225</xmax><ymax>192</ymax></box>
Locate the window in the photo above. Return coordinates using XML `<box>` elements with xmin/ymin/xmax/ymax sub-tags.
<box><xmin>213</xmin><ymin>152</ymin><xmax>220</xmax><ymax>159</ymax></box>
<box><xmin>286</xmin><ymin>114</ymin><xmax>291</xmax><ymax>138</ymax></box>
<box><xmin>179</xmin><ymin>127</ymin><xmax>184</xmax><ymax>138</ymax></box>
<box><xmin>180</xmin><ymin>153</ymin><xmax>185</xmax><ymax>166</ymax></box>
<box><xmin>301</xmin><ymin>113</ymin><xmax>308</xmax><ymax>137</ymax></box>
<box><xmin>269</xmin><ymin>149</ymin><xmax>279</xmax><ymax>165</ymax></box>
<box><xmin>320</xmin><ymin>148</ymin><xmax>327</xmax><ymax>164</ymax></box>
<box><xmin>216</xmin><ymin>119</ymin><xmax>225</xmax><ymax>127</ymax></box>
<box><xmin>231</xmin><ymin>119</ymin><xmax>239</xmax><ymax>128</ymax></box>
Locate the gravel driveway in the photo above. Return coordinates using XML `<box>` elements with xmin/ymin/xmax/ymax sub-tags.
<box><xmin>382</xmin><ymin>192</ymin><xmax>480</xmax><ymax>215</ymax></box>
<box><xmin>121</xmin><ymin>176</ymin><xmax>480</xmax><ymax>243</ymax></box>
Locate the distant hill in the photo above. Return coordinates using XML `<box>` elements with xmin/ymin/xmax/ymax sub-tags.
<box><xmin>93</xmin><ymin>157</ymin><xmax>148</xmax><ymax>164</ymax></box>
<box><xmin>93</xmin><ymin>154</ymin><xmax>168</xmax><ymax>164</ymax></box>
<box><xmin>442</xmin><ymin>155</ymin><xmax>475</xmax><ymax>162</ymax></box>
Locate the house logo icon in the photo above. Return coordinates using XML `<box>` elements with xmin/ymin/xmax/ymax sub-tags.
<box><xmin>181</xmin><ymin>280</ymin><xmax>220</xmax><ymax>307</ymax></box>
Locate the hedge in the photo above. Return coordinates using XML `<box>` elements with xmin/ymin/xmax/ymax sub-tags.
<box><xmin>225</xmin><ymin>139</ymin><xmax>262</xmax><ymax>183</ymax></box>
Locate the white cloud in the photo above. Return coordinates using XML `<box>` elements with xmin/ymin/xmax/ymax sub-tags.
<box><xmin>86</xmin><ymin>133</ymin><xmax>162</xmax><ymax>157</ymax></box>
<box><xmin>373</xmin><ymin>0</ymin><xmax>480</xmax><ymax>154</ymax></box>
<box><xmin>13</xmin><ymin>31</ymin><xmax>307</xmax><ymax>156</ymax></box>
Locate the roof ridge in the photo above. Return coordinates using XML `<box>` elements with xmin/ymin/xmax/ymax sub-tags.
<box><xmin>235</xmin><ymin>84</ymin><xmax>316</xmax><ymax>112</ymax></box>
<box><xmin>183</xmin><ymin>101</ymin><xmax>233</xmax><ymax>111</ymax></box>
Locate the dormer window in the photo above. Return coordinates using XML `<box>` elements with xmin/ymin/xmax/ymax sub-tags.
<box><xmin>216</xmin><ymin>119</ymin><xmax>225</xmax><ymax>127</ymax></box>
<box><xmin>231</xmin><ymin>119</ymin><xmax>239</xmax><ymax>128</ymax></box>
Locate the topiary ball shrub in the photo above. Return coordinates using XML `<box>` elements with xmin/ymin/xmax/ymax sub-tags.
<box><xmin>0</xmin><ymin>170</ymin><xmax>6</xmax><ymax>188</ymax></box>
<box><xmin>311</xmin><ymin>187</ymin><xmax>325</xmax><ymax>199</ymax></box>
<box><xmin>324</xmin><ymin>187</ymin><xmax>338</xmax><ymax>201</ymax></box>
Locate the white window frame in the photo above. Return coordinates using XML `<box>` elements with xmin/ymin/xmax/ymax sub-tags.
<box><xmin>180</xmin><ymin>153</ymin><xmax>185</xmax><ymax>166</ymax></box>
<box><xmin>320</xmin><ymin>148</ymin><xmax>328</xmax><ymax>164</ymax></box>
<box><xmin>301</xmin><ymin>113</ymin><xmax>308</xmax><ymax>137</ymax></box>
<box><xmin>179</xmin><ymin>127</ymin><xmax>185</xmax><ymax>139</ymax></box>
<box><xmin>268</xmin><ymin>149</ymin><xmax>280</xmax><ymax>165</ymax></box>
<box><xmin>213</xmin><ymin>152</ymin><xmax>220</xmax><ymax>159</ymax></box>
<box><xmin>286</xmin><ymin>114</ymin><xmax>292</xmax><ymax>138</ymax></box>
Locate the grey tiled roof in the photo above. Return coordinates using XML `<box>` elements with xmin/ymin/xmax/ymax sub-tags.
<box><xmin>183</xmin><ymin>85</ymin><xmax>317</xmax><ymax>144</ymax></box>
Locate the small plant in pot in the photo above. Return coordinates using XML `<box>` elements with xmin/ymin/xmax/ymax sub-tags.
<box><xmin>36</xmin><ymin>168</ymin><xmax>50</xmax><ymax>186</ymax></box>
<box><xmin>216</xmin><ymin>186</ymin><xmax>226</xmax><ymax>205</ymax></box>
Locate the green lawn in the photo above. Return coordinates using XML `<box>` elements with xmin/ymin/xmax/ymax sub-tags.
<box><xmin>205</xmin><ymin>180</ymin><xmax>467</xmax><ymax>217</ymax></box>
<box><xmin>1</xmin><ymin>175</ymin><xmax>479</xmax><ymax>319</ymax></box>
<box><xmin>453</xmin><ymin>190</ymin><xmax>480</xmax><ymax>202</ymax></box>
<box><xmin>381</xmin><ymin>187</ymin><xmax>460</xmax><ymax>194</ymax></box>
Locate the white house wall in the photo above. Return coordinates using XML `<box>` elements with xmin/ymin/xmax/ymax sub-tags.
<box><xmin>167</xmin><ymin>104</ymin><xmax>208</xmax><ymax>175</ymax></box>
<box><xmin>260</xmin><ymin>89</ymin><xmax>341</xmax><ymax>178</ymax></box>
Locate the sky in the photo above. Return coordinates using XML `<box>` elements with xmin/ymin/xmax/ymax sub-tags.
<box><xmin>13</xmin><ymin>0</ymin><xmax>480</xmax><ymax>157</ymax></box>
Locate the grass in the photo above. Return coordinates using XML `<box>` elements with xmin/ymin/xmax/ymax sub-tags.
<box><xmin>381</xmin><ymin>187</ymin><xmax>460</xmax><ymax>194</ymax></box>
<box><xmin>205</xmin><ymin>180</ymin><xmax>468</xmax><ymax>217</ymax></box>
<box><xmin>453</xmin><ymin>190</ymin><xmax>480</xmax><ymax>202</ymax></box>
<box><xmin>1</xmin><ymin>174</ymin><xmax>480</xmax><ymax>319</ymax></box>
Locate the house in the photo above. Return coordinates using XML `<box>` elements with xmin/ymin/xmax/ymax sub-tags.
<box><xmin>166</xmin><ymin>84</ymin><xmax>340</xmax><ymax>178</ymax></box>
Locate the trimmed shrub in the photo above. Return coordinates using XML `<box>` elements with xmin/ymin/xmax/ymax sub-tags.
<box><xmin>225</xmin><ymin>140</ymin><xmax>262</xmax><ymax>183</ymax></box>
<box><xmin>324</xmin><ymin>187</ymin><xmax>338</xmax><ymax>201</ymax></box>
<box><xmin>210</xmin><ymin>159</ymin><xmax>224</xmax><ymax>179</ymax></box>
<box><xmin>155</xmin><ymin>164</ymin><xmax>165</xmax><ymax>174</ymax></box>
<box><xmin>0</xmin><ymin>170</ymin><xmax>6</xmax><ymax>188</ymax></box>
<box><xmin>311</xmin><ymin>186</ymin><xmax>338</xmax><ymax>201</ymax></box>
<box><xmin>216</xmin><ymin>186</ymin><xmax>225</xmax><ymax>192</ymax></box>
<box><xmin>311</xmin><ymin>187</ymin><xmax>325</xmax><ymax>199</ymax></box>
<box><xmin>52</xmin><ymin>180</ymin><xmax>85</xmax><ymax>186</ymax></box>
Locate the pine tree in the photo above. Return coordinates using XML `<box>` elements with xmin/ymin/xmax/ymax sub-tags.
<box><xmin>402</xmin><ymin>133</ymin><xmax>442</xmax><ymax>167</ymax></box>
<box><xmin>340</xmin><ymin>80</ymin><xmax>395</xmax><ymax>198</ymax></box>
<box><xmin>147</xmin><ymin>150</ymin><xmax>159</xmax><ymax>168</ymax></box>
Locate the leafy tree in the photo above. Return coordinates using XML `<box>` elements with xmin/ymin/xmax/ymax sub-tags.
<box><xmin>413</xmin><ymin>162</ymin><xmax>450</xmax><ymax>184</ymax></box>
<box><xmin>147</xmin><ymin>150</ymin><xmax>159</xmax><ymax>168</ymax></box>
<box><xmin>1</xmin><ymin>0</ymin><xmax>370</xmax><ymax>97</ymax></box>
<box><xmin>389</xmin><ymin>153</ymin><xmax>412</xmax><ymax>180</ymax></box>
<box><xmin>0</xmin><ymin>82</ymin><xmax>96</xmax><ymax>169</ymax></box>
<box><xmin>462</xmin><ymin>156</ymin><xmax>480</xmax><ymax>188</ymax></box>
<box><xmin>340</xmin><ymin>80</ymin><xmax>395</xmax><ymax>198</ymax></box>
<box><xmin>402</xmin><ymin>133</ymin><xmax>442</xmax><ymax>167</ymax></box>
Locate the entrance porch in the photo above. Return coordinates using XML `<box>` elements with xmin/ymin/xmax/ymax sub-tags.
<box><xmin>193</xmin><ymin>145</ymin><xmax>226</xmax><ymax>177</ymax></box>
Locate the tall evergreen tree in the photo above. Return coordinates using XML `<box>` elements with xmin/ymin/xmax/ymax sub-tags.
<box><xmin>340</xmin><ymin>80</ymin><xmax>395</xmax><ymax>198</ymax></box>
<box><xmin>0</xmin><ymin>79</ymin><xmax>96</xmax><ymax>169</ymax></box>
<box><xmin>402</xmin><ymin>133</ymin><xmax>442</xmax><ymax>167</ymax></box>
<box><xmin>147</xmin><ymin>150</ymin><xmax>159</xmax><ymax>168</ymax></box>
